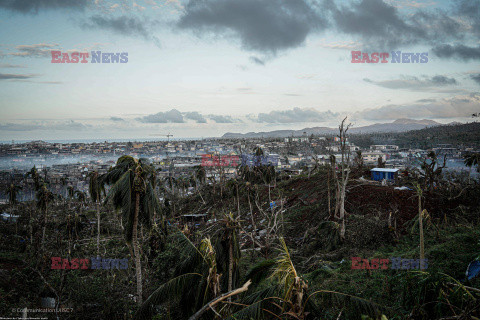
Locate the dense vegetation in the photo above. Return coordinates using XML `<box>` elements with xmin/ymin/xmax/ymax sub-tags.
<box><xmin>1</xmin><ymin>148</ymin><xmax>480</xmax><ymax>319</ymax></box>
<box><xmin>350</xmin><ymin>122</ymin><xmax>480</xmax><ymax>149</ymax></box>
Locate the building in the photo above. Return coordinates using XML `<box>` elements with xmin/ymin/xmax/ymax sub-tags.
<box><xmin>362</xmin><ymin>152</ymin><xmax>387</xmax><ymax>164</ymax></box>
<box><xmin>370</xmin><ymin>145</ymin><xmax>399</xmax><ymax>151</ymax></box>
<box><xmin>371</xmin><ymin>168</ymin><xmax>399</xmax><ymax>181</ymax></box>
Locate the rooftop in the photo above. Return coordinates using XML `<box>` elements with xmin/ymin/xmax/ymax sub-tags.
<box><xmin>371</xmin><ymin>168</ymin><xmax>399</xmax><ymax>173</ymax></box>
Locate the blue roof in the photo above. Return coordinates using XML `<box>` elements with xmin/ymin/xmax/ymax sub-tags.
<box><xmin>371</xmin><ymin>168</ymin><xmax>399</xmax><ymax>172</ymax></box>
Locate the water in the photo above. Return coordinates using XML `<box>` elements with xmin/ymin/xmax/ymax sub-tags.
<box><xmin>0</xmin><ymin>137</ymin><xmax>203</xmax><ymax>144</ymax></box>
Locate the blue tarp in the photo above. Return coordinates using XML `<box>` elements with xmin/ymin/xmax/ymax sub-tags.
<box><xmin>466</xmin><ymin>260</ymin><xmax>480</xmax><ymax>281</ymax></box>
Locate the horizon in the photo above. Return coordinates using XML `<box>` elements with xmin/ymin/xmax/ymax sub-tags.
<box><xmin>0</xmin><ymin>117</ymin><xmax>474</xmax><ymax>143</ymax></box>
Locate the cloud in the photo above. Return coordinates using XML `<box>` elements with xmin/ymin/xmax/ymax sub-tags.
<box><xmin>10</xmin><ymin>43</ymin><xmax>59</xmax><ymax>58</ymax></box>
<box><xmin>471</xmin><ymin>74</ymin><xmax>480</xmax><ymax>85</ymax></box>
<box><xmin>257</xmin><ymin>107</ymin><xmax>338</xmax><ymax>123</ymax></box>
<box><xmin>177</xmin><ymin>0</ymin><xmax>326</xmax><ymax>54</ymax></box>
<box><xmin>207</xmin><ymin>115</ymin><xmax>236</xmax><ymax>123</ymax></box>
<box><xmin>249</xmin><ymin>56</ymin><xmax>265</xmax><ymax>65</ymax></box>
<box><xmin>0</xmin><ymin>72</ymin><xmax>37</xmax><ymax>80</ymax></box>
<box><xmin>319</xmin><ymin>40</ymin><xmax>361</xmax><ymax>50</ymax></box>
<box><xmin>357</xmin><ymin>93</ymin><xmax>480</xmax><ymax>120</ymax></box>
<box><xmin>432</xmin><ymin>44</ymin><xmax>480</xmax><ymax>61</ymax></box>
<box><xmin>455</xmin><ymin>0</ymin><xmax>480</xmax><ymax>38</ymax></box>
<box><xmin>0</xmin><ymin>120</ymin><xmax>88</xmax><ymax>131</ymax></box>
<box><xmin>326</xmin><ymin>0</ymin><xmax>464</xmax><ymax>49</ymax></box>
<box><xmin>82</xmin><ymin>15</ymin><xmax>151</xmax><ymax>40</ymax></box>
<box><xmin>184</xmin><ymin>111</ymin><xmax>207</xmax><ymax>123</ymax></box>
<box><xmin>385</xmin><ymin>0</ymin><xmax>437</xmax><ymax>9</ymax></box>
<box><xmin>137</xmin><ymin>109</ymin><xmax>184</xmax><ymax>123</ymax></box>
<box><xmin>0</xmin><ymin>0</ymin><xmax>88</xmax><ymax>13</ymax></box>
<box><xmin>133</xmin><ymin>2</ymin><xmax>146</xmax><ymax>11</ymax></box>
<box><xmin>416</xmin><ymin>98</ymin><xmax>436</xmax><ymax>103</ymax></box>
<box><xmin>137</xmin><ymin>110</ymin><xmax>241</xmax><ymax>124</ymax></box>
<box><xmin>0</xmin><ymin>63</ymin><xmax>26</xmax><ymax>68</ymax></box>
<box><xmin>110</xmin><ymin>116</ymin><xmax>125</xmax><ymax>122</ymax></box>
<box><xmin>363</xmin><ymin>75</ymin><xmax>458</xmax><ymax>91</ymax></box>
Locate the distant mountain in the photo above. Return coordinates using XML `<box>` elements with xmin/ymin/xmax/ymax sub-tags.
<box><xmin>350</xmin><ymin>118</ymin><xmax>441</xmax><ymax>134</ymax></box>
<box><xmin>221</xmin><ymin>119</ymin><xmax>441</xmax><ymax>138</ymax></box>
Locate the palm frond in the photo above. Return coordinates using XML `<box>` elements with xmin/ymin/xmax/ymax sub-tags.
<box><xmin>174</xmin><ymin>231</ymin><xmax>207</xmax><ymax>276</ymax></box>
<box><xmin>306</xmin><ymin>290</ymin><xmax>382</xmax><ymax>319</ymax></box>
<box><xmin>134</xmin><ymin>273</ymin><xmax>202</xmax><ymax>320</ymax></box>
<box><xmin>226</xmin><ymin>287</ymin><xmax>283</xmax><ymax>320</ymax></box>
<box><xmin>244</xmin><ymin>259</ymin><xmax>276</xmax><ymax>285</ymax></box>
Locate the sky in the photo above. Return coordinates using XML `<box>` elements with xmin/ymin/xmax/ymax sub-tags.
<box><xmin>0</xmin><ymin>0</ymin><xmax>479</xmax><ymax>140</ymax></box>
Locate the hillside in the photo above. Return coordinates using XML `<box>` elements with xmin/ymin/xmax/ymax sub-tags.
<box><xmin>1</xmin><ymin>156</ymin><xmax>480</xmax><ymax>319</ymax></box>
<box><xmin>350</xmin><ymin>121</ymin><xmax>480</xmax><ymax>148</ymax></box>
<box><xmin>222</xmin><ymin>119</ymin><xmax>441</xmax><ymax>138</ymax></box>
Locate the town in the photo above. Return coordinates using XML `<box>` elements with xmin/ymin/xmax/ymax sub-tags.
<box><xmin>0</xmin><ymin>123</ymin><xmax>477</xmax><ymax>203</ymax></box>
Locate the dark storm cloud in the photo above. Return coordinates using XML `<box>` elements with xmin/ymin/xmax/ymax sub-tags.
<box><xmin>432</xmin><ymin>44</ymin><xmax>480</xmax><ymax>61</ymax></box>
<box><xmin>175</xmin><ymin>0</ymin><xmax>475</xmax><ymax>59</ymax></box>
<box><xmin>184</xmin><ymin>112</ymin><xmax>207</xmax><ymax>123</ymax></box>
<box><xmin>177</xmin><ymin>0</ymin><xmax>327</xmax><ymax>54</ymax></box>
<box><xmin>363</xmin><ymin>75</ymin><xmax>457</xmax><ymax>91</ymax></box>
<box><xmin>83</xmin><ymin>15</ymin><xmax>151</xmax><ymax>40</ymax></box>
<box><xmin>0</xmin><ymin>0</ymin><xmax>88</xmax><ymax>13</ymax></box>
<box><xmin>326</xmin><ymin>0</ymin><xmax>463</xmax><ymax>49</ymax></box>
<box><xmin>455</xmin><ymin>0</ymin><xmax>480</xmax><ymax>37</ymax></box>
<box><xmin>257</xmin><ymin>107</ymin><xmax>338</xmax><ymax>123</ymax></box>
<box><xmin>137</xmin><ymin>109</ymin><xmax>185</xmax><ymax>123</ymax></box>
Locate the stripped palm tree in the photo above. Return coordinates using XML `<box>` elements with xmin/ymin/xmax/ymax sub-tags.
<box><xmin>6</xmin><ymin>183</ymin><xmax>21</xmax><ymax>222</ymax></box>
<box><xmin>36</xmin><ymin>184</ymin><xmax>54</xmax><ymax>251</ymax></box>
<box><xmin>66</xmin><ymin>186</ymin><xmax>75</xmax><ymax>210</ymax></box>
<box><xmin>59</xmin><ymin>176</ymin><xmax>68</xmax><ymax>198</ymax></box>
<box><xmin>103</xmin><ymin>155</ymin><xmax>161</xmax><ymax>305</ymax></box>
<box><xmin>412</xmin><ymin>183</ymin><xmax>427</xmax><ymax>267</ymax></box>
<box><xmin>216</xmin><ymin>213</ymin><xmax>242</xmax><ymax>296</ymax></box>
<box><xmin>73</xmin><ymin>190</ymin><xmax>87</xmax><ymax>238</ymax></box>
<box><xmin>27</xmin><ymin>165</ymin><xmax>41</xmax><ymax>191</ymax></box>
<box><xmin>195</xmin><ymin>165</ymin><xmax>207</xmax><ymax>185</ymax></box>
<box><xmin>464</xmin><ymin>152</ymin><xmax>480</xmax><ymax>182</ymax></box>
<box><xmin>88</xmin><ymin>171</ymin><xmax>104</xmax><ymax>257</ymax></box>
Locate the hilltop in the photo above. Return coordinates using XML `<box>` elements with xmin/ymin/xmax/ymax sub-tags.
<box><xmin>222</xmin><ymin>118</ymin><xmax>441</xmax><ymax>138</ymax></box>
